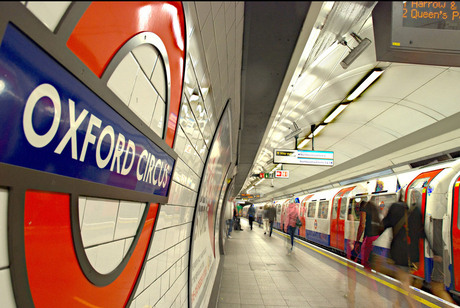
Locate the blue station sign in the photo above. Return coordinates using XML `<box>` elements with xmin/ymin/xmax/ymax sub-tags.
<box><xmin>0</xmin><ymin>24</ymin><xmax>175</xmax><ymax>196</ymax></box>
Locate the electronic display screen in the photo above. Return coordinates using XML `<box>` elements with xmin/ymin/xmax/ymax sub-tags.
<box><xmin>373</xmin><ymin>1</ymin><xmax>460</xmax><ymax>67</ymax></box>
<box><xmin>402</xmin><ymin>1</ymin><xmax>460</xmax><ymax>30</ymax></box>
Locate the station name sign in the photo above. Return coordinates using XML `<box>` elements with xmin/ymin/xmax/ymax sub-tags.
<box><xmin>273</xmin><ymin>149</ymin><xmax>334</xmax><ymax>166</ymax></box>
<box><xmin>0</xmin><ymin>25</ymin><xmax>174</xmax><ymax>196</ymax></box>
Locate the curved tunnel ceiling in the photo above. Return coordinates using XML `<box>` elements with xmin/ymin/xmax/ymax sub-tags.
<box><xmin>234</xmin><ymin>1</ymin><xmax>460</xmax><ymax>202</ymax></box>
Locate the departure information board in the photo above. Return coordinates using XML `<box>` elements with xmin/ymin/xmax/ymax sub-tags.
<box><xmin>402</xmin><ymin>2</ymin><xmax>460</xmax><ymax>30</ymax></box>
<box><xmin>373</xmin><ymin>1</ymin><xmax>460</xmax><ymax>67</ymax></box>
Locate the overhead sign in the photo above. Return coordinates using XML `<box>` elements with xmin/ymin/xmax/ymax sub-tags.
<box><xmin>273</xmin><ymin>149</ymin><xmax>334</xmax><ymax>166</ymax></box>
<box><xmin>275</xmin><ymin>170</ymin><xmax>289</xmax><ymax>178</ymax></box>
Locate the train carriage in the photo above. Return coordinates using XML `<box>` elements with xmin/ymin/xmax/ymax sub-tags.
<box><xmin>270</xmin><ymin>158</ymin><xmax>460</xmax><ymax>297</ymax></box>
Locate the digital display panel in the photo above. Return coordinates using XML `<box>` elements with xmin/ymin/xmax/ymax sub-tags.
<box><xmin>402</xmin><ymin>1</ymin><xmax>460</xmax><ymax>30</ymax></box>
<box><xmin>373</xmin><ymin>1</ymin><xmax>460</xmax><ymax>67</ymax></box>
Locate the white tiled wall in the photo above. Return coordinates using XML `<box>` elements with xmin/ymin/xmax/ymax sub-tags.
<box><xmin>108</xmin><ymin>44</ymin><xmax>167</xmax><ymax>139</ymax></box>
<box><xmin>24</xmin><ymin>1</ymin><xmax>71</xmax><ymax>32</ymax></box>
<box><xmin>79</xmin><ymin>197</ymin><xmax>146</xmax><ymax>275</ymax></box>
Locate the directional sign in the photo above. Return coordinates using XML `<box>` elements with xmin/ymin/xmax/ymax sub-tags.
<box><xmin>275</xmin><ymin>170</ymin><xmax>289</xmax><ymax>178</ymax></box>
<box><xmin>273</xmin><ymin>149</ymin><xmax>334</xmax><ymax>166</ymax></box>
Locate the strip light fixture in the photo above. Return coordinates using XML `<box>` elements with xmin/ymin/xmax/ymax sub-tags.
<box><xmin>247</xmin><ymin>186</ymin><xmax>254</xmax><ymax>192</ymax></box>
<box><xmin>346</xmin><ymin>69</ymin><xmax>383</xmax><ymax>101</ymax></box>
<box><xmin>324</xmin><ymin>103</ymin><xmax>348</xmax><ymax>123</ymax></box>
<box><xmin>298</xmin><ymin>138</ymin><xmax>310</xmax><ymax>148</ymax></box>
<box><xmin>308</xmin><ymin>124</ymin><xmax>326</xmax><ymax>138</ymax></box>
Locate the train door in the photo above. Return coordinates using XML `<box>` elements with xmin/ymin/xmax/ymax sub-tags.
<box><xmin>406</xmin><ymin>168</ymin><xmax>444</xmax><ymax>279</ymax></box>
<box><xmin>330</xmin><ymin>187</ymin><xmax>355</xmax><ymax>251</ymax></box>
<box><xmin>280</xmin><ymin>199</ymin><xmax>289</xmax><ymax>231</ymax></box>
<box><xmin>450</xmin><ymin>175</ymin><xmax>460</xmax><ymax>291</ymax></box>
<box><xmin>300</xmin><ymin>195</ymin><xmax>313</xmax><ymax>238</ymax></box>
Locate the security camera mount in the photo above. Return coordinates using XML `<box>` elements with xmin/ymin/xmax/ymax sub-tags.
<box><xmin>340</xmin><ymin>32</ymin><xmax>371</xmax><ymax>69</ymax></box>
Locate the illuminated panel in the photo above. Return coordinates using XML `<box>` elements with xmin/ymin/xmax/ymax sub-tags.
<box><xmin>373</xmin><ymin>1</ymin><xmax>460</xmax><ymax>66</ymax></box>
<box><xmin>273</xmin><ymin>149</ymin><xmax>334</xmax><ymax>166</ymax></box>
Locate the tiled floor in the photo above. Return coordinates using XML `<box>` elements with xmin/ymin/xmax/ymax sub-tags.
<box><xmin>214</xmin><ymin>218</ymin><xmax>454</xmax><ymax>308</ymax></box>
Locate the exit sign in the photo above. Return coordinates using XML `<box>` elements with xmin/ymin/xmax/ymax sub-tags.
<box><xmin>275</xmin><ymin>170</ymin><xmax>289</xmax><ymax>178</ymax></box>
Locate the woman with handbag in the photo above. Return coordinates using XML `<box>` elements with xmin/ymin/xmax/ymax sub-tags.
<box><xmin>284</xmin><ymin>198</ymin><xmax>301</xmax><ymax>254</ymax></box>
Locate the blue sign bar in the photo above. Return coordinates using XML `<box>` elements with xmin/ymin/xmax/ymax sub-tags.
<box><xmin>0</xmin><ymin>24</ymin><xmax>174</xmax><ymax>196</ymax></box>
<box><xmin>273</xmin><ymin>149</ymin><xmax>334</xmax><ymax>166</ymax></box>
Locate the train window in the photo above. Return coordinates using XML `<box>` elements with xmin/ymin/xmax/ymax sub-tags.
<box><xmin>370</xmin><ymin>194</ymin><xmax>396</xmax><ymax>219</ymax></box>
<box><xmin>307</xmin><ymin>202</ymin><xmax>317</xmax><ymax>218</ymax></box>
<box><xmin>319</xmin><ymin>201</ymin><xmax>329</xmax><ymax>219</ymax></box>
<box><xmin>409</xmin><ymin>177</ymin><xmax>430</xmax><ymax>189</ymax></box>
<box><xmin>348</xmin><ymin>198</ymin><xmax>361</xmax><ymax>221</ymax></box>
<box><xmin>332</xmin><ymin>198</ymin><xmax>339</xmax><ymax>219</ymax></box>
<box><xmin>339</xmin><ymin>198</ymin><xmax>349</xmax><ymax>220</ymax></box>
<box><xmin>408</xmin><ymin>188</ymin><xmax>423</xmax><ymax>210</ymax></box>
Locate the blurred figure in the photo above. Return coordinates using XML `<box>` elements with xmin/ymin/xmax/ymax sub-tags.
<box><xmin>354</xmin><ymin>200</ymin><xmax>383</xmax><ymax>269</ymax></box>
<box><xmin>382</xmin><ymin>188</ymin><xmax>424</xmax><ymax>308</ymax></box>
<box><xmin>284</xmin><ymin>199</ymin><xmax>299</xmax><ymax>254</ymax></box>
<box><xmin>263</xmin><ymin>204</ymin><xmax>270</xmax><ymax>235</ymax></box>
<box><xmin>257</xmin><ymin>206</ymin><xmax>263</xmax><ymax>227</ymax></box>
<box><xmin>267</xmin><ymin>204</ymin><xmax>276</xmax><ymax>237</ymax></box>
<box><xmin>346</xmin><ymin>202</ymin><xmax>357</xmax><ymax>307</ymax></box>
<box><xmin>247</xmin><ymin>204</ymin><xmax>255</xmax><ymax>230</ymax></box>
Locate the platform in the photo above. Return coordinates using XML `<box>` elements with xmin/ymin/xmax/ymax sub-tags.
<box><xmin>213</xmin><ymin>218</ymin><xmax>458</xmax><ymax>308</ymax></box>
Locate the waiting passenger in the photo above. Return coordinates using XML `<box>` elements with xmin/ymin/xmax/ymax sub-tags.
<box><xmin>262</xmin><ymin>204</ymin><xmax>270</xmax><ymax>235</ymax></box>
<box><xmin>247</xmin><ymin>204</ymin><xmax>255</xmax><ymax>230</ymax></box>
<box><xmin>267</xmin><ymin>204</ymin><xmax>276</xmax><ymax>237</ymax></box>
<box><xmin>354</xmin><ymin>200</ymin><xmax>384</xmax><ymax>269</ymax></box>
<box><xmin>284</xmin><ymin>199</ymin><xmax>300</xmax><ymax>254</ymax></box>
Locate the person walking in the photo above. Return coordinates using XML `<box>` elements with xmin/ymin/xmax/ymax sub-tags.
<box><xmin>267</xmin><ymin>204</ymin><xmax>276</xmax><ymax>237</ymax></box>
<box><xmin>247</xmin><ymin>204</ymin><xmax>256</xmax><ymax>230</ymax></box>
<box><xmin>354</xmin><ymin>200</ymin><xmax>383</xmax><ymax>269</ymax></box>
<box><xmin>284</xmin><ymin>199</ymin><xmax>299</xmax><ymax>254</ymax></box>
<box><xmin>262</xmin><ymin>204</ymin><xmax>270</xmax><ymax>235</ymax></box>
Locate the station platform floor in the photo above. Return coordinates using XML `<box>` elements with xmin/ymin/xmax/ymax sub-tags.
<box><xmin>213</xmin><ymin>218</ymin><xmax>459</xmax><ymax>308</ymax></box>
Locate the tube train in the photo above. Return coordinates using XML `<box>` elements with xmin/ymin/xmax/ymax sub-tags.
<box><xmin>244</xmin><ymin>158</ymin><xmax>460</xmax><ymax>296</ymax></box>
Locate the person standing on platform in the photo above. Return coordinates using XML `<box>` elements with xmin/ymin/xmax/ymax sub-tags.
<box><xmin>263</xmin><ymin>204</ymin><xmax>270</xmax><ymax>235</ymax></box>
<box><xmin>247</xmin><ymin>204</ymin><xmax>256</xmax><ymax>230</ymax></box>
<box><xmin>354</xmin><ymin>200</ymin><xmax>383</xmax><ymax>269</ymax></box>
<box><xmin>267</xmin><ymin>204</ymin><xmax>276</xmax><ymax>237</ymax></box>
<box><xmin>284</xmin><ymin>199</ymin><xmax>300</xmax><ymax>254</ymax></box>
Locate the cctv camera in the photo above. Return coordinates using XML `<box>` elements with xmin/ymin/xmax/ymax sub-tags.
<box><xmin>340</xmin><ymin>38</ymin><xmax>371</xmax><ymax>69</ymax></box>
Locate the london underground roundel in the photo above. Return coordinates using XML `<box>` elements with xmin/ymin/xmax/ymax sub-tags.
<box><xmin>0</xmin><ymin>1</ymin><xmax>185</xmax><ymax>307</ymax></box>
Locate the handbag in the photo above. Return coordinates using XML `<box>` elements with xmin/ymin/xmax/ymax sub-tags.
<box><xmin>295</xmin><ymin>216</ymin><xmax>302</xmax><ymax>228</ymax></box>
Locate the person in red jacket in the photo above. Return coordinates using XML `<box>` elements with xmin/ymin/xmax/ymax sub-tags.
<box><xmin>284</xmin><ymin>198</ymin><xmax>300</xmax><ymax>254</ymax></box>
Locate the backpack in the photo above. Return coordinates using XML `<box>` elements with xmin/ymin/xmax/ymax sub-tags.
<box><xmin>368</xmin><ymin>201</ymin><xmax>385</xmax><ymax>236</ymax></box>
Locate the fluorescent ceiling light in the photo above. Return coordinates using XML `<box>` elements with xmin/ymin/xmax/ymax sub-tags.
<box><xmin>346</xmin><ymin>70</ymin><xmax>384</xmax><ymax>101</ymax></box>
<box><xmin>273</xmin><ymin>164</ymin><xmax>283</xmax><ymax>171</ymax></box>
<box><xmin>324</xmin><ymin>104</ymin><xmax>348</xmax><ymax>124</ymax></box>
<box><xmin>308</xmin><ymin>124</ymin><xmax>326</xmax><ymax>138</ymax></box>
<box><xmin>247</xmin><ymin>186</ymin><xmax>254</xmax><ymax>192</ymax></box>
<box><xmin>298</xmin><ymin>138</ymin><xmax>311</xmax><ymax>148</ymax></box>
